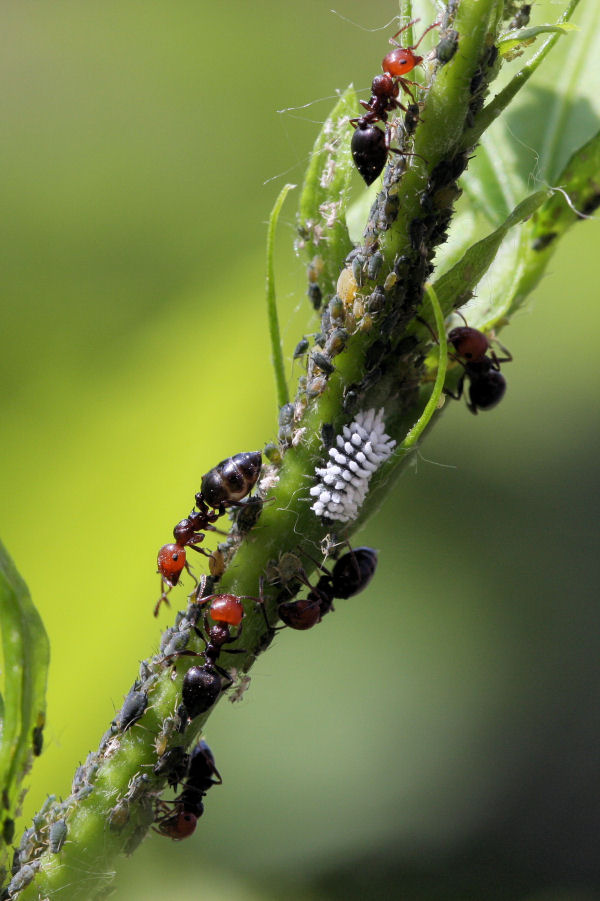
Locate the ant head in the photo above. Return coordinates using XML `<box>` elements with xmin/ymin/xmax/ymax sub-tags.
<box><xmin>448</xmin><ymin>326</ymin><xmax>489</xmax><ymax>363</ymax></box>
<box><xmin>157</xmin><ymin>544</ymin><xmax>186</xmax><ymax>586</ymax></box>
<box><xmin>382</xmin><ymin>19</ymin><xmax>439</xmax><ymax>77</ymax></box>
<box><xmin>382</xmin><ymin>47</ymin><xmax>423</xmax><ymax>77</ymax></box>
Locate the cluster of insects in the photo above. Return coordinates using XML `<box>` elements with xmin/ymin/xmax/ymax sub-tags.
<box><xmin>154</xmin><ymin>740</ymin><xmax>222</xmax><ymax>840</ymax></box>
<box><xmin>149</xmin><ymin>543</ymin><xmax>378</xmax><ymax>840</ymax></box>
<box><xmin>154</xmin><ymin>451</ymin><xmax>262</xmax><ymax>615</ymax></box>
<box><xmin>350</xmin><ymin>19</ymin><xmax>439</xmax><ymax>185</ymax></box>
<box><xmin>446</xmin><ymin>323</ymin><xmax>512</xmax><ymax>414</ymax></box>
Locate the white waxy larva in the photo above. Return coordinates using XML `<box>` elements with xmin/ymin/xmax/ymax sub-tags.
<box><xmin>310</xmin><ymin>408</ymin><xmax>395</xmax><ymax>522</ymax></box>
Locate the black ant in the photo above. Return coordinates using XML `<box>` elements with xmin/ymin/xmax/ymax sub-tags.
<box><xmin>277</xmin><ymin>547</ymin><xmax>378</xmax><ymax>630</ymax></box>
<box><xmin>418</xmin><ymin>313</ymin><xmax>512</xmax><ymax>415</ymax></box>
<box><xmin>350</xmin><ymin>19</ymin><xmax>439</xmax><ymax>185</ymax></box>
<box><xmin>154</xmin><ymin>740</ymin><xmax>222</xmax><ymax>840</ymax></box>
<box><xmin>446</xmin><ymin>323</ymin><xmax>512</xmax><ymax>414</ymax></box>
<box><xmin>155</xmin><ymin>451</ymin><xmax>262</xmax><ymax>616</ymax></box>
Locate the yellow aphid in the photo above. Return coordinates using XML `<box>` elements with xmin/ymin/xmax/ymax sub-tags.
<box><xmin>337</xmin><ymin>267</ymin><xmax>358</xmax><ymax>306</ymax></box>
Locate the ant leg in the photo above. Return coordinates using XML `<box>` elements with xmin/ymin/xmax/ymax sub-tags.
<box><xmin>389</xmin><ymin>18</ymin><xmax>420</xmax><ymax>44</ymax></box>
<box><xmin>154</xmin><ymin>582</ymin><xmax>173</xmax><ymax>618</ymax></box>
<box><xmin>489</xmin><ymin>340</ymin><xmax>513</xmax><ymax>367</ymax></box>
<box><xmin>410</xmin><ymin>20</ymin><xmax>440</xmax><ymax>49</ymax></box>
<box><xmin>184</xmin><ymin>560</ymin><xmax>198</xmax><ymax>587</ymax></box>
<box><xmin>444</xmin><ymin>371</ymin><xmax>465</xmax><ymax>402</ymax></box>
<box><xmin>188</xmin><ymin>545</ymin><xmax>212</xmax><ymax>558</ymax></box>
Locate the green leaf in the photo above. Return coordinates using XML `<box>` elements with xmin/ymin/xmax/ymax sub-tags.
<box><xmin>0</xmin><ymin>541</ymin><xmax>50</xmax><ymax>866</ymax></box>
<box><xmin>498</xmin><ymin>23</ymin><xmax>577</xmax><ymax>60</ymax></box>
<box><xmin>463</xmin><ymin>0</ymin><xmax>599</xmax><ymax>225</ymax></box>
<box><xmin>297</xmin><ymin>85</ymin><xmax>357</xmax><ymax>306</ymax></box>
<box><xmin>432</xmin><ymin>189</ymin><xmax>551</xmax><ymax>315</ymax></box>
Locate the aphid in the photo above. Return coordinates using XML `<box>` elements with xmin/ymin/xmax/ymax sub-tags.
<box><xmin>32</xmin><ymin>713</ymin><xmax>45</xmax><ymax>757</ymax></box>
<box><xmin>154</xmin><ymin>451</ymin><xmax>262</xmax><ymax>615</ymax></box>
<box><xmin>7</xmin><ymin>863</ymin><xmax>39</xmax><ymax>895</ymax></box>
<box><xmin>154</xmin><ymin>747</ymin><xmax>189</xmax><ymax>788</ymax></box>
<box><xmin>310</xmin><ymin>408</ymin><xmax>396</xmax><ymax>522</ymax></box>
<box><xmin>2</xmin><ymin>817</ymin><xmax>15</xmax><ymax>845</ymax></box>
<box><xmin>108</xmin><ymin>800</ymin><xmax>130</xmax><ymax>832</ymax></box>
<box><xmin>154</xmin><ymin>740</ymin><xmax>221</xmax><ymax>840</ymax></box>
<box><xmin>293</xmin><ymin>337</ymin><xmax>310</xmax><ymax>360</ymax></box>
<box><xmin>48</xmin><ymin>819</ymin><xmax>67</xmax><ymax>854</ymax></box>
<box><xmin>118</xmin><ymin>687</ymin><xmax>148</xmax><ymax>732</ymax></box>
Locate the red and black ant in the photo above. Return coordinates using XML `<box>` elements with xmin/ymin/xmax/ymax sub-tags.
<box><xmin>155</xmin><ymin>451</ymin><xmax>262</xmax><ymax>616</ymax></box>
<box><xmin>163</xmin><ymin>594</ymin><xmax>247</xmax><ymax>723</ymax></box>
<box><xmin>446</xmin><ymin>325</ymin><xmax>512</xmax><ymax>414</ymax></box>
<box><xmin>350</xmin><ymin>19</ymin><xmax>439</xmax><ymax>185</ymax></box>
<box><xmin>154</xmin><ymin>740</ymin><xmax>222</xmax><ymax>840</ymax></box>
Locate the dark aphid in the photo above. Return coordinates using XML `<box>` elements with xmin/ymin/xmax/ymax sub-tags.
<box><xmin>436</xmin><ymin>30</ymin><xmax>459</xmax><ymax>64</ymax></box>
<box><xmin>32</xmin><ymin>714</ymin><xmax>45</xmax><ymax>757</ymax></box>
<box><xmin>118</xmin><ymin>688</ymin><xmax>148</xmax><ymax>732</ymax></box>
<box><xmin>308</xmin><ymin>283</ymin><xmax>322</xmax><ymax>309</ymax></box>
<box><xmin>7</xmin><ymin>863</ymin><xmax>39</xmax><ymax>895</ymax></box>
<box><xmin>293</xmin><ymin>337</ymin><xmax>310</xmax><ymax>360</ymax></box>
<box><xmin>2</xmin><ymin>817</ymin><xmax>15</xmax><ymax>845</ymax></box>
<box><xmin>199</xmin><ymin>451</ymin><xmax>262</xmax><ymax>508</ymax></box>
<box><xmin>154</xmin><ymin>747</ymin><xmax>190</xmax><ymax>789</ymax></box>
<box><xmin>48</xmin><ymin>819</ymin><xmax>67</xmax><ymax>854</ymax></box>
<box><xmin>312</xmin><ymin>352</ymin><xmax>335</xmax><ymax>375</ymax></box>
<box><xmin>232</xmin><ymin>496</ymin><xmax>263</xmax><ymax>533</ymax></box>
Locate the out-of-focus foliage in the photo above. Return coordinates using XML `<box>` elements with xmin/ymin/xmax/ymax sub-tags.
<box><xmin>0</xmin><ymin>1</ymin><xmax>599</xmax><ymax>899</ymax></box>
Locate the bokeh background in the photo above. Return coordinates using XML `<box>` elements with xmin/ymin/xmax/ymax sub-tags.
<box><xmin>1</xmin><ymin>1</ymin><xmax>599</xmax><ymax>899</ymax></box>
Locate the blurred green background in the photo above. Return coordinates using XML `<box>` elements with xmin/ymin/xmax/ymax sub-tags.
<box><xmin>1</xmin><ymin>1</ymin><xmax>599</xmax><ymax>899</ymax></box>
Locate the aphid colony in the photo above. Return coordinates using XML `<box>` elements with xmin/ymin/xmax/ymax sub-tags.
<box><xmin>350</xmin><ymin>19</ymin><xmax>439</xmax><ymax>185</ymax></box>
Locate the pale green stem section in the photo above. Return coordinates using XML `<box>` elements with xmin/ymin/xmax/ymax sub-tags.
<box><xmin>266</xmin><ymin>183</ymin><xmax>295</xmax><ymax>408</ymax></box>
<box><xmin>400</xmin><ymin>284</ymin><xmax>447</xmax><ymax>450</ymax></box>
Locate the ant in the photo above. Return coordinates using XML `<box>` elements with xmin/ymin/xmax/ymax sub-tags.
<box><xmin>155</xmin><ymin>451</ymin><xmax>262</xmax><ymax>616</ymax></box>
<box><xmin>444</xmin><ymin>316</ymin><xmax>513</xmax><ymax>414</ymax></box>
<box><xmin>164</xmin><ymin>594</ymin><xmax>247</xmax><ymax>723</ymax></box>
<box><xmin>446</xmin><ymin>325</ymin><xmax>512</xmax><ymax>414</ymax></box>
<box><xmin>350</xmin><ymin>19</ymin><xmax>439</xmax><ymax>185</ymax></box>
<box><xmin>418</xmin><ymin>313</ymin><xmax>512</xmax><ymax>415</ymax></box>
<box><xmin>277</xmin><ymin>547</ymin><xmax>378</xmax><ymax>630</ymax></box>
<box><xmin>154</xmin><ymin>740</ymin><xmax>222</xmax><ymax>840</ymax></box>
